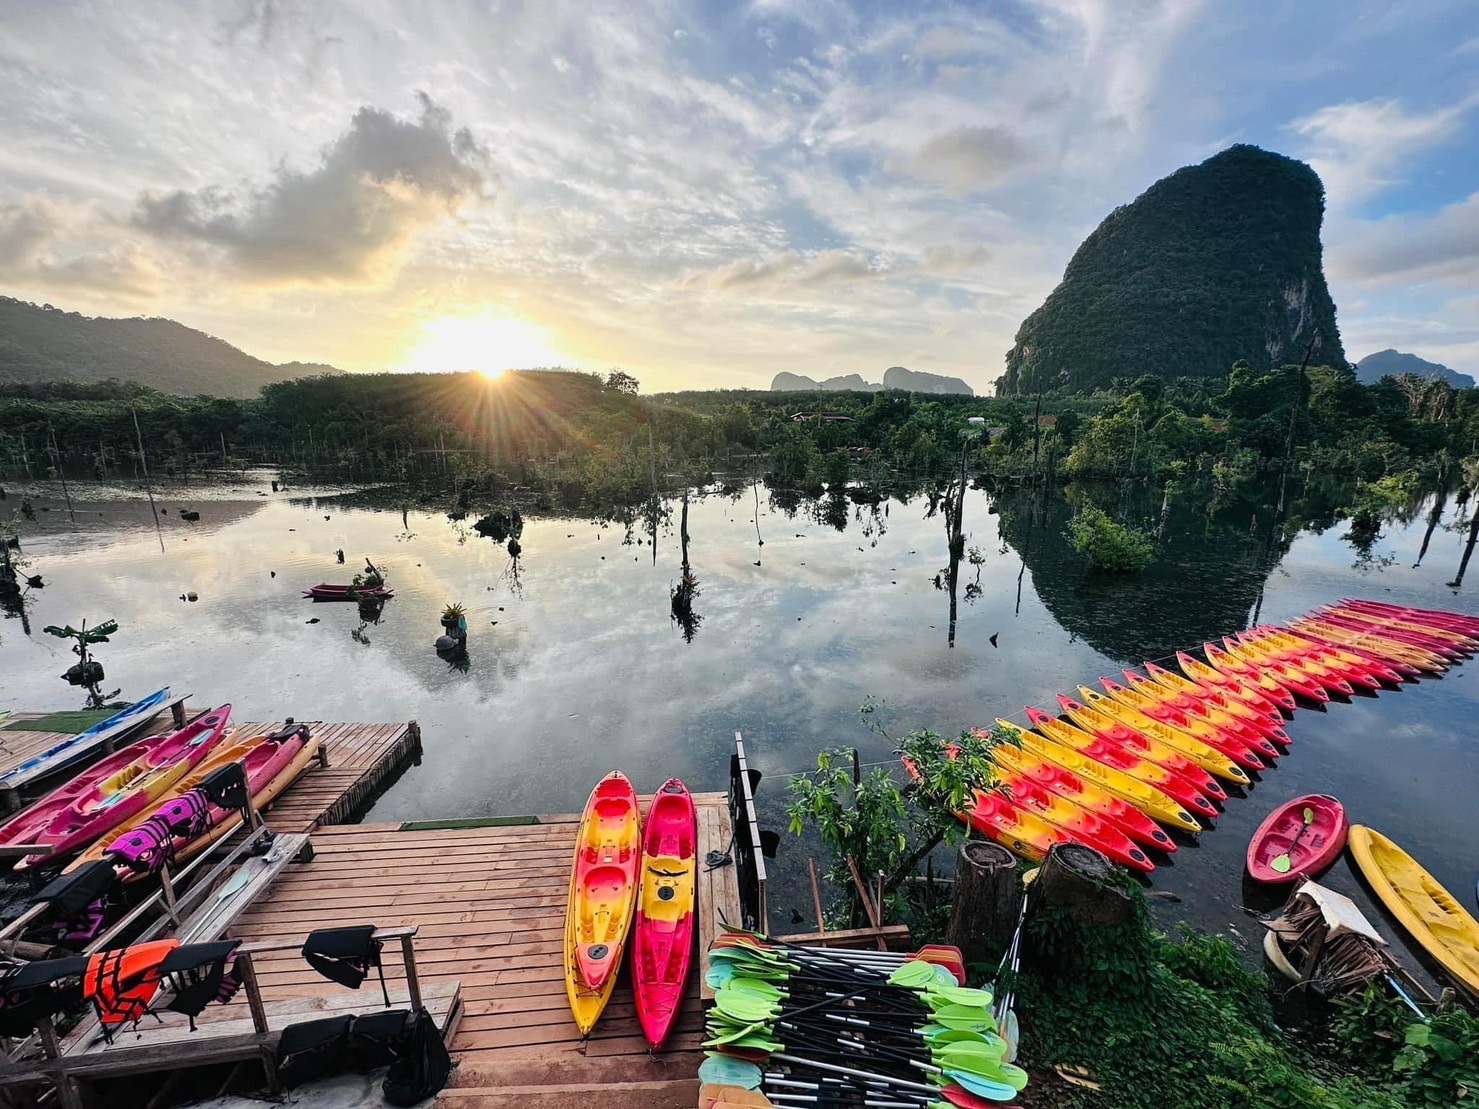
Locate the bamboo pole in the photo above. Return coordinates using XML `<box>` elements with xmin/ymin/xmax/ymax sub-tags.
<box><xmin>47</xmin><ymin>427</ymin><xmax>76</xmax><ymax>527</ymax></box>
<box><xmin>132</xmin><ymin>407</ymin><xmax>165</xmax><ymax>553</ymax></box>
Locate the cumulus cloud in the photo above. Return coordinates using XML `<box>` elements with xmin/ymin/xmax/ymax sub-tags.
<box><xmin>1330</xmin><ymin>191</ymin><xmax>1479</xmax><ymax>286</ymax></box>
<box><xmin>1291</xmin><ymin>95</ymin><xmax>1477</xmax><ymax>207</ymax></box>
<box><xmin>133</xmin><ymin>93</ymin><xmax>494</xmax><ymax>284</ymax></box>
<box><xmin>903</xmin><ymin>125</ymin><xmax>1029</xmax><ymax>194</ymax></box>
<box><xmin>682</xmin><ymin>249</ymin><xmax>880</xmax><ymax>295</ymax></box>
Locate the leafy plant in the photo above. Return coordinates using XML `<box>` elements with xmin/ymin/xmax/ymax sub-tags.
<box><xmin>1391</xmin><ymin>1009</ymin><xmax>1479</xmax><ymax>1107</ymax></box>
<box><xmin>1067</xmin><ymin>504</ymin><xmax>1154</xmax><ymax>571</ymax></box>
<box><xmin>786</xmin><ymin>726</ymin><xmax>1005</xmax><ymax>926</ymax></box>
<box><xmin>441</xmin><ymin>602</ymin><xmax>467</xmax><ymax>621</ymax></box>
<box><xmin>43</xmin><ymin>619</ymin><xmax>119</xmax><ymax>644</ymax></box>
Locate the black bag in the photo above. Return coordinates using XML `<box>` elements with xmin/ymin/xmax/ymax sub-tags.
<box><xmin>382</xmin><ymin>1007</ymin><xmax>452</xmax><ymax>1106</ymax></box>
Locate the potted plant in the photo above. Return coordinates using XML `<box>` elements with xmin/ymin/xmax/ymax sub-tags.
<box><xmin>440</xmin><ymin>602</ymin><xmax>467</xmax><ymax>632</ymax></box>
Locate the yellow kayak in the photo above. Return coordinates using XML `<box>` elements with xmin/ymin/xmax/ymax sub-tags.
<box><xmin>565</xmin><ymin>771</ymin><xmax>641</xmax><ymax>1034</ymax></box>
<box><xmin>1348</xmin><ymin>825</ymin><xmax>1479</xmax><ymax>997</ymax></box>
<box><xmin>1075</xmin><ymin>686</ymin><xmax>1252</xmax><ymax>785</ymax></box>
<box><xmin>992</xmin><ymin>721</ymin><xmax>1201</xmax><ymax>833</ymax></box>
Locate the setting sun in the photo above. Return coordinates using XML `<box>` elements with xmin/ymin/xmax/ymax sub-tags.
<box><xmin>402</xmin><ymin>313</ymin><xmax>568</xmax><ymax>377</ymax></box>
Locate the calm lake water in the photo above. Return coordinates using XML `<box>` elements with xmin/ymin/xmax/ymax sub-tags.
<box><xmin>2</xmin><ymin>469</ymin><xmax>1476</xmax><ymax>986</ymax></box>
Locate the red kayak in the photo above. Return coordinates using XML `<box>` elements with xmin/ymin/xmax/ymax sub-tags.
<box><xmin>1340</xmin><ymin>598</ymin><xmax>1479</xmax><ymax>638</ymax></box>
<box><xmin>302</xmin><ymin>583</ymin><xmax>395</xmax><ymax>601</ymax></box>
<box><xmin>1246</xmin><ymin>794</ymin><xmax>1347</xmax><ymax>884</ymax></box>
<box><xmin>633</xmin><ymin>779</ymin><xmax>697</xmax><ymax>1048</ymax></box>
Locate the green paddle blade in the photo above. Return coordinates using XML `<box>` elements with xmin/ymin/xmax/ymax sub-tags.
<box><xmin>725</xmin><ymin>978</ymin><xmax>786</xmax><ymax>1001</ymax></box>
<box><xmin>926</xmin><ymin>984</ymin><xmax>995</xmax><ymax>1008</ymax></box>
<box><xmin>930</xmin><ymin>1003</ymin><xmax>998</xmax><ymax>1031</ymax></box>
<box><xmin>1270</xmin><ymin>853</ymin><xmax>1293</xmax><ymax>874</ymax></box>
<box><xmin>703</xmin><ymin>1021</ymin><xmax>767</xmax><ymax>1046</ymax></box>
<box><xmin>712</xmin><ymin>992</ymin><xmax>780</xmax><ymax>1023</ymax></box>
<box><xmin>934</xmin><ymin>1037</ymin><xmax>1008</xmax><ymax>1065</ymax></box>
<box><xmin>1303</xmin><ymin>806</ymin><xmax>1315</xmax><ymax>823</ymax></box>
<box><xmin>888</xmin><ymin>960</ymin><xmax>940</xmax><ymax>989</ymax></box>
<box><xmin>698</xmin><ymin>1055</ymin><xmax>763</xmax><ymax>1089</ymax></box>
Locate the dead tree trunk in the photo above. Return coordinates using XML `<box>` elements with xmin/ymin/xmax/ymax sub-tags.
<box><xmin>1034</xmin><ymin>843</ymin><xmax>1133</xmax><ymax>928</ymax></box>
<box><xmin>944</xmin><ymin>841</ymin><xmax>1018</xmax><ymax>962</ymax></box>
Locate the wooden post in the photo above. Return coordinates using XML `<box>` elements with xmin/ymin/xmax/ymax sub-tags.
<box><xmin>400</xmin><ymin>934</ymin><xmax>423</xmax><ymax>1012</ymax></box>
<box><xmin>238</xmin><ymin>954</ymin><xmax>270</xmax><ymax>1034</ymax></box>
<box><xmin>944</xmin><ymin>841</ymin><xmax>1018</xmax><ymax>963</ymax></box>
<box><xmin>158</xmin><ymin>865</ymin><xmax>181</xmax><ymax>926</ymax></box>
<box><xmin>172</xmin><ymin>699</ymin><xmax>187</xmax><ymax>728</ymax></box>
<box><xmin>807</xmin><ymin>858</ymin><xmax>826</xmax><ymax>932</ymax></box>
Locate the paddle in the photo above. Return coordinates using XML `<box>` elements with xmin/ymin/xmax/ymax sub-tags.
<box><xmin>1270</xmin><ymin>806</ymin><xmax>1317</xmax><ymax>874</ymax></box>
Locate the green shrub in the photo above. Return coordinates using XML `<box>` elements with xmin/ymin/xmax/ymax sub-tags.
<box><xmin>1067</xmin><ymin>505</ymin><xmax>1154</xmax><ymax>571</ymax></box>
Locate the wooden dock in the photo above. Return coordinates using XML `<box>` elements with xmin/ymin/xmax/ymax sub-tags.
<box><xmin>227</xmin><ymin>793</ymin><xmax>741</xmax><ymax>1108</ymax></box>
<box><xmin>0</xmin><ymin>715</ymin><xmax>739</xmax><ymax>1108</ymax></box>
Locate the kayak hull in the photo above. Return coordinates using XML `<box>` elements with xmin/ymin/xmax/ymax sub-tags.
<box><xmin>566</xmin><ymin>771</ymin><xmax>641</xmax><ymax>1034</ymax></box>
<box><xmin>633</xmin><ymin>778</ymin><xmax>697</xmax><ymax>1048</ymax></box>
<box><xmin>1245</xmin><ymin>794</ymin><xmax>1347</xmax><ymax>884</ymax></box>
<box><xmin>0</xmin><ymin>688</ymin><xmax>172</xmax><ymax>789</ymax></box>
<box><xmin>1348</xmin><ymin>825</ymin><xmax>1479</xmax><ymax>998</ymax></box>
<box><xmin>302</xmin><ymin>584</ymin><xmax>395</xmax><ymax>601</ymax></box>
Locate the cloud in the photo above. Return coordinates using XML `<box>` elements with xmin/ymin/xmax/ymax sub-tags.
<box><xmin>1291</xmin><ymin>95</ymin><xmax>1476</xmax><ymax>207</ymax></box>
<box><xmin>133</xmin><ymin>93</ymin><xmax>494</xmax><ymax>285</ymax></box>
<box><xmin>920</xmin><ymin>244</ymin><xmax>990</xmax><ymax>275</ymax></box>
<box><xmin>1330</xmin><ymin>191</ymin><xmax>1479</xmax><ymax>286</ymax></box>
<box><xmin>682</xmin><ymin>249</ymin><xmax>880</xmax><ymax>296</ymax></box>
<box><xmin>0</xmin><ymin>196</ymin><xmax>163</xmax><ymax>299</ymax></box>
<box><xmin>899</xmin><ymin>125</ymin><xmax>1029</xmax><ymax>194</ymax></box>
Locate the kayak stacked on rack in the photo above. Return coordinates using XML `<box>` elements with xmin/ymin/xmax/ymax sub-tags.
<box><xmin>564</xmin><ymin>771</ymin><xmax>697</xmax><ymax>1047</ymax></box>
<box><xmin>0</xmin><ymin>706</ymin><xmax>235</xmax><ymax>871</ymax></box>
<box><xmin>932</xmin><ymin>598</ymin><xmax>1479</xmax><ymax>874</ymax></box>
<box><xmin>701</xmin><ymin>931</ymin><xmax>1029</xmax><ymax>1106</ymax></box>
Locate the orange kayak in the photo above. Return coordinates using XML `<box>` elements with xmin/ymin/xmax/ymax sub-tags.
<box><xmin>1203</xmin><ymin>641</ymin><xmax>1299</xmax><ymax>711</ymax></box>
<box><xmin>1105</xmin><ymin>674</ymin><xmax>1281</xmax><ymax>762</ymax></box>
<box><xmin>1071</xmin><ymin>687</ymin><xmax>1255</xmax><ymax>783</ymax></box>
<box><xmin>995</xmin><ymin>720</ymin><xmax>1202</xmax><ymax>833</ymax></box>
<box><xmin>1232</xmin><ymin>632</ymin><xmax>1354</xmax><ymax>697</ymax></box>
<box><xmin>1221</xmin><ymin>637</ymin><xmax>1330</xmax><ymax>702</ymax></box>
<box><xmin>1260</xmin><ymin>626</ymin><xmax>1406</xmax><ymax>685</ymax></box>
<box><xmin>1283</xmin><ymin>618</ymin><xmax>1426</xmax><ymax>677</ymax></box>
<box><xmin>1140</xmin><ymin>659</ymin><xmax>1284</xmax><ymax>731</ymax></box>
<box><xmin>565</xmin><ymin>771</ymin><xmax>641</xmax><ymax>1034</ymax></box>
<box><xmin>1243</xmin><ymin>627</ymin><xmax>1381</xmax><ymax>691</ymax></box>
<box><xmin>964</xmin><ymin>788</ymin><xmax>1070</xmax><ymax>863</ymax></box>
<box><xmin>1172</xmin><ymin>653</ymin><xmax>1293</xmax><ymax>735</ymax></box>
<box><xmin>988</xmin><ymin>740</ymin><xmax>1173</xmax><ymax>854</ymax></box>
<box><xmin>1024</xmin><ymin>707</ymin><xmax>1221</xmax><ymax>821</ymax></box>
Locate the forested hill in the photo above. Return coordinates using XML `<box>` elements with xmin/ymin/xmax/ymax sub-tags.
<box><xmin>0</xmin><ymin>297</ymin><xmax>340</xmax><ymax>398</ymax></box>
<box><xmin>997</xmin><ymin>145</ymin><xmax>1346</xmax><ymax>395</ymax></box>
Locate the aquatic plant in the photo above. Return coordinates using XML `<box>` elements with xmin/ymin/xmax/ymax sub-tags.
<box><xmin>1067</xmin><ymin>504</ymin><xmax>1154</xmax><ymax>571</ymax></box>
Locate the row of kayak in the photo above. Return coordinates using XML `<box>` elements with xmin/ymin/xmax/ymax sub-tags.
<box><xmin>0</xmin><ymin>707</ymin><xmax>318</xmax><ymax>876</ymax></box>
<box><xmin>565</xmin><ymin>772</ymin><xmax>697</xmax><ymax>1048</ymax></box>
<box><xmin>949</xmin><ymin>599</ymin><xmax>1479</xmax><ymax>877</ymax></box>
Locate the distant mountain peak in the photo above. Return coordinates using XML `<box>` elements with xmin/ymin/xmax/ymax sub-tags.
<box><xmin>1355</xmin><ymin>349</ymin><xmax>1473</xmax><ymax>389</ymax></box>
<box><xmin>771</xmin><ymin>366</ymin><xmax>972</xmax><ymax>395</ymax></box>
<box><xmin>0</xmin><ymin>295</ymin><xmax>343</xmax><ymax>397</ymax></box>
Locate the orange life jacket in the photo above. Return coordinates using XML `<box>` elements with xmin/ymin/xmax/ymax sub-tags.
<box><xmin>83</xmin><ymin>939</ymin><xmax>181</xmax><ymax>1034</ymax></box>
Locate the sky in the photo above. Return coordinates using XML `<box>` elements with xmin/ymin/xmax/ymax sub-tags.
<box><xmin>0</xmin><ymin>0</ymin><xmax>1476</xmax><ymax>394</ymax></box>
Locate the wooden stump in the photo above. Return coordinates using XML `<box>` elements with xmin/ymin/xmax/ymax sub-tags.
<box><xmin>944</xmin><ymin>840</ymin><xmax>1019</xmax><ymax>963</ymax></box>
<box><xmin>1034</xmin><ymin>843</ymin><xmax>1133</xmax><ymax>928</ymax></box>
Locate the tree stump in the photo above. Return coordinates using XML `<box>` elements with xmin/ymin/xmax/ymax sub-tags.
<box><xmin>1033</xmin><ymin>843</ymin><xmax>1133</xmax><ymax>928</ymax></box>
<box><xmin>944</xmin><ymin>840</ymin><xmax>1019</xmax><ymax>964</ymax></box>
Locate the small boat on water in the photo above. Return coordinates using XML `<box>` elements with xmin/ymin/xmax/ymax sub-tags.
<box><xmin>0</xmin><ymin>688</ymin><xmax>173</xmax><ymax>788</ymax></box>
<box><xmin>1348</xmin><ymin>825</ymin><xmax>1479</xmax><ymax>998</ymax></box>
<box><xmin>0</xmin><ymin>707</ymin><xmax>232</xmax><ymax>870</ymax></box>
<box><xmin>1246</xmin><ymin>794</ymin><xmax>1346</xmax><ymax>884</ymax></box>
<box><xmin>68</xmin><ymin>721</ymin><xmax>318</xmax><ymax>876</ymax></box>
<box><xmin>633</xmin><ymin>778</ymin><xmax>697</xmax><ymax>1049</ymax></box>
<box><xmin>302</xmin><ymin>583</ymin><xmax>395</xmax><ymax>601</ymax></box>
<box><xmin>565</xmin><ymin>771</ymin><xmax>641</xmax><ymax>1034</ymax></box>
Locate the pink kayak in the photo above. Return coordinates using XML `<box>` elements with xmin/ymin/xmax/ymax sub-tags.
<box><xmin>1246</xmin><ymin>794</ymin><xmax>1347</xmax><ymax>884</ymax></box>
<box><xmin>303</xmin><ymin>584</ymin><xmax>395</xmax><ymax>601</ymax></box>
<box><xmin>633</xmin><ymin>779</ymin><xmax>697</xmax><ymax>1049</ymax></box>
<box><xmin>4</xmin><ymin>707</ymin><xmax>232</xmax><ymax>870</ymax></box>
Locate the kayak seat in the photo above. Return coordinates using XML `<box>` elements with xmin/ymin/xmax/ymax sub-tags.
<box><xmin>301</xmin><ymin>925</ymin><xmax>389</xmax><ymax>1006</ymax></box>
<box><xmin>200</xmin><ymin>763</ymin><xmax>248</xmax><ymax>811</ymax></box>
<box><xmin>159</xmin><ymin>940</ymin><xmax>242</xmax><ymax>1030</ymax></box>
<box><xmin>0</xmin><ymin>955</ymin><xmax>89</xmax><ymax>1037</ymax></box>
<box><xmin>29</xmin><ymin>860</ymin><xmax>118</xmax><ymax>946</ymax></box>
